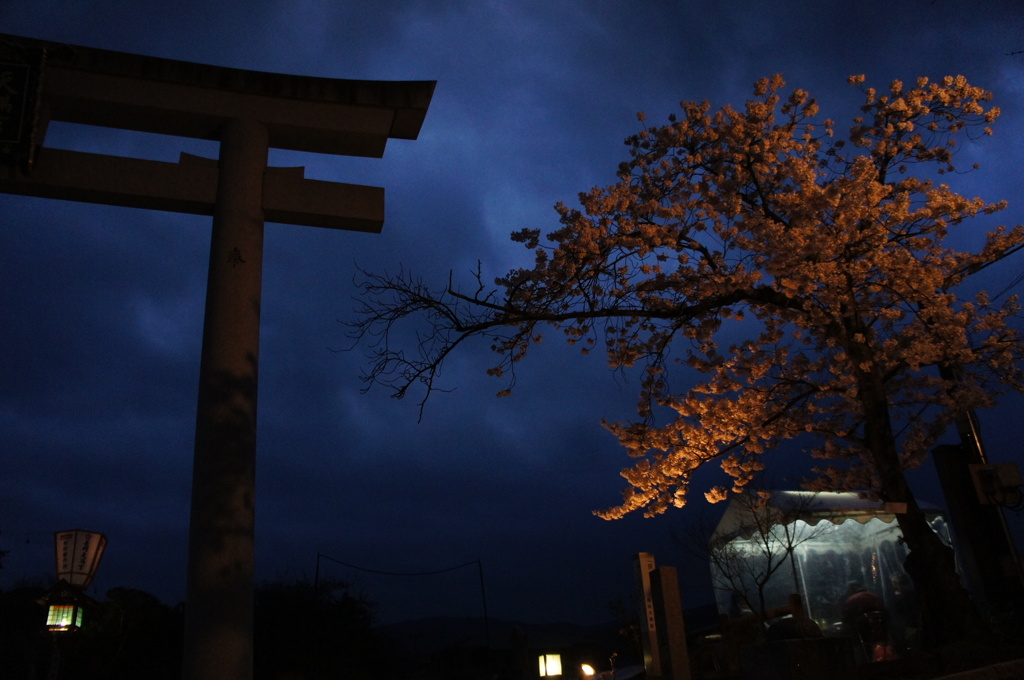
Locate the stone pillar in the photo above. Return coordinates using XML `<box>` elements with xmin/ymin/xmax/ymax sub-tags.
<box><xmin>183</xmin><ymin>118</ymin><xmax>268</xmax><ymax>680</ymax></box>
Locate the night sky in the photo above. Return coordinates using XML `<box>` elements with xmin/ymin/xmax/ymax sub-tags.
<box><xmin>2</xmin><ymin>1</ymin><xmax>1023</xmax><ymax>627</ymax></box>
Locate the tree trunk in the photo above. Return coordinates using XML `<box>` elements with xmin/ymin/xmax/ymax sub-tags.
<box><xmin>858</xmin><ymin>368</ymin><xmax>990</xmax><ymax>646</ymax></box>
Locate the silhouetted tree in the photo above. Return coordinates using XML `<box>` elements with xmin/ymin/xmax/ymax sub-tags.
<box><xmin>0</xmin><ymin>583</ymin><xmax>183</xmax><ymax>679</ymax></box>
<box><xmin>0</xmin><ymin>530</ymin><xmax>10</xmax><ymax>569</ymax></box>
<box><xmin>81</xmin><ymin>587</ymin><xmax>184</xmax><ymax>679</ymax></box>
<box><xmin>1</xmin><ymin>578</ymin><xmax>396</xmax><ymax>679</ymax></box>
<box><xmin>0</xmin><ymin>582</ymin><xmax>48</xmax><ymax>678</ymax></box>
<box><xmin>254</xmin><ymin>577</ymin><xmax>399</xmax><ymax>680</ymax></box>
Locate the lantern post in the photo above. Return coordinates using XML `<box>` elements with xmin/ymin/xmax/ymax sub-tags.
<box><xmin>39</xmin><ymin>530</ymin><xmax>107</xmax><ymax>678</ymax></box>
<box><xmin>43</xmin><ymin>529</ymin><xmax>107</xmax><ymax>629</ymax></box>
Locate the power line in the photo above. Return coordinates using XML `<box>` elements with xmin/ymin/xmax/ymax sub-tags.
<box><xmin>992</xmin><ymin>270</ymin><xmax>1024</xmax><ymax>301</ymax></box>
<box><xmin>314</xmin><ymin>552</ymin><xmax>491</xmax><ymax>654</ymax></box>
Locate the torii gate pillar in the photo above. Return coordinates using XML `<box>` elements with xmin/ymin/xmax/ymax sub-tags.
<box><xmin>0</xmin><ymin>35</ymin><xmax>434</xmax><ymax>680</ymax></box>
<box><xmin>186</xmin><ymin>117</ymin><xmax>269</xmax><ymax>680</ymax></box>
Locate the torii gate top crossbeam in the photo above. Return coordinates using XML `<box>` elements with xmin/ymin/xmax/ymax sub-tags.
<box><xmin>2</xmin><ymin>33</ymin><xmax>436</xmax><ymax>157</ymax></box>
<box><xmin>0</xmin><ymin>34</ymin><xmax>436</xmax><ymax>231</ymax></box>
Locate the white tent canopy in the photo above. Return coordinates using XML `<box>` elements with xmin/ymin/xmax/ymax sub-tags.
<box><xmin>709</xmin><ymin>491</ymin><xmax>951</xmax><ymax>648</ymax></box>
<box><xmin>712</xmin><ymin>491</ymin><xmax>943</xmax><ymax>543</ymax></box>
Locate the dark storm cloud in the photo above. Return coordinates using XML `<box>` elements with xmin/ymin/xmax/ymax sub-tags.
<box><xmin>2</xmin><ymin>0</ymin><xmax>1022</xmax><ymax>625</ymax></box>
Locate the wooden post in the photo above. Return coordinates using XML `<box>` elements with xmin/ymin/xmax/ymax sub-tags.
<box><xmin>651</xmin><ymin>566</ymin><xmax>691</xmax><ymax>680</ymax></box>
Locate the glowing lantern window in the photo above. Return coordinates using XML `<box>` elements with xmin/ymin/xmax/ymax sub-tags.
<box><xmin>46</xmin><ymin>603</ymin><xmax>84</xmax><ymax>632</ymax></box>
<box><xmin>539</xmin><ymin>654</ymin><xmax>562</xmax><ymax>677</ymax></box>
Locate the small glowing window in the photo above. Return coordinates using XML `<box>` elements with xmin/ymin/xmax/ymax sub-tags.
<box><xmin>539</xmin><ymin>654</ymin><xmax>562</xmax><ymax>677</ymax></box>
<box><xmin>47</xmin><ymin>605</ymin><xmax>83</xmax><ymax>631</ymax></box>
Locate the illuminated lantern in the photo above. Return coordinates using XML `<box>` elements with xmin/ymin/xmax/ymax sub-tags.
<box><xmin>538</xmin><ymin>654</ymin><xmax>562</xmax><ymax>677</ymax></box>
<box><xmin>43</xmin><ymin>580</ymin><xmax>86</xmax><ymax>632</ymax></box>
<box><xmin>55</xmin><ymin>530</ymin><xmax>107</xmax><ymax>589</ymax></box>
<box><xmin>41</xmin><ymin>530</ymin><xmax>107</xmax><ymax>633</ymax></box>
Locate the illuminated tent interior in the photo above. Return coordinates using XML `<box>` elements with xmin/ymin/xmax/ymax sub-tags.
<box><xmin>710</xmin><ymin>491</ymin><xmax>954</xmax><ymax>649</ymax></box>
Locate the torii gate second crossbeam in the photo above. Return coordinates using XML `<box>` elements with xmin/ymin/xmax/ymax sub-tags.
<box><xmin>0</xmin><ymin>34</ymin><xmax>435</xmax><ymax>680</ymax></box>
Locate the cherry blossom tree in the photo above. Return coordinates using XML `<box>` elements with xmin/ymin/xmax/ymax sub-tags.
<box><xmin>350</xmin><ymin>75</ymin><xmax>1024</xmax><ymax>642</ymax></box>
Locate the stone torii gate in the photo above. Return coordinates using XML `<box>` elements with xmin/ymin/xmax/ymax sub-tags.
<box><xmin>0</xmin><ymin>35</ymin><xmax>434</xmax><ymax>680</ymax></box>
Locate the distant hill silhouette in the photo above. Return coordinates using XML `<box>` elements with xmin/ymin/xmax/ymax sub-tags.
<box><xmin>375</xmin><ymin>604</ymin><xmax>721</xmax><ymax>659</ymax></box>
<box><xmin>377</xmin><ymin>616</ymin><xmax>625</xmax><ymax>656</ymax></box>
